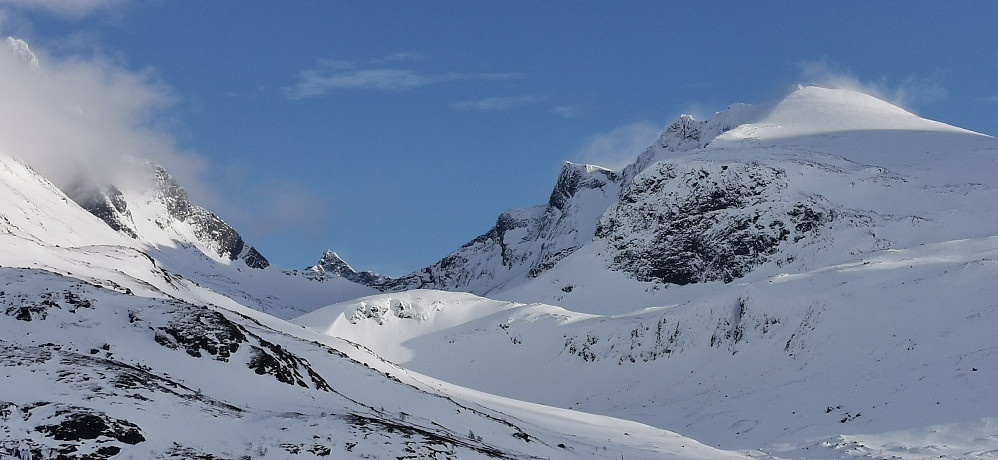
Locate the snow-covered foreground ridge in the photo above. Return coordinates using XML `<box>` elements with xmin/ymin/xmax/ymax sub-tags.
<box><xmin>2</xmin><ymin>79</ymin><xmax>998</xmax><ymax>459</ymax></box>
<box><xmin>298</xmin><ymin>235</ymin><xmax>998</xmax><ymax>458</ymax></box>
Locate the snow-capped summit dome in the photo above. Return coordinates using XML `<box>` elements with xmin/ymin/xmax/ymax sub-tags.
<box><xmin>715</xmin><ymin>85</ymin><xmax>979</xmax><ymax>142</ymax></box>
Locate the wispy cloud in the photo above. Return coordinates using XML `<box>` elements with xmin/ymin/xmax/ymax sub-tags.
<box><xmin>0</xmin><ymin>0</ymin><xmax>124</xmax><ymax>20</ymax></box>
<box><xmin>283</xmin><ymin>58</ymin><xmax>522</xmax><ymax>100</ymax></box>
<box><xmin>550</xmin><ymin>105</ymin><xmax>583</xmax><ymax>118</ymax></box>
<box><xmin>451</xmin><ymin>95</ymin><xmax>544</xmax><ymax>112</ymax></box>
<box><xmin>572</xmin><ymin>121</ymin><xmax>662</xmax><ymax>170</ymax></box>
<box><xmin>798</xmin><ymin>59</ymin><xmax>947</xmax><ymax>111</ymax></box>
<box><xmin>211</xmin><ymin>170</ymin><xmax>334</xmax><ymax>242</ymax></box>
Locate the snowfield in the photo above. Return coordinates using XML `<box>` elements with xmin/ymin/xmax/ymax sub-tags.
<box><xmin>3</xmin><ymin>81</ymin><xmax>998</xmax><ymax>459</ymax></box>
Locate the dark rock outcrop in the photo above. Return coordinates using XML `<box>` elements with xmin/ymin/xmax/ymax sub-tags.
<box><xmin>152</xmin><ymin>166</ymin><xmax>270</xmax><ymax>269</ymax></box>
<box><xmin>348</xmin><ymin>162</ymin><xmax>622</xmax><ymax>293</ymax></box>
<box><xmin>66</xmin><ymin>165</ymin><xmax>270</xmax><ymax>269</ymax></box>
<box><xmin>69</xmin><ymin>184</ymin><xmax>139</xmax><ymax>239</ymax></box>
<box><xmin>595</xmin><ymin>161</ymin><xmax>824</xmax><ymax>285</ymax></box>
<box><xmin>308</xmin><ymin>250</ymin><xmax>387</xmax><ymax>286</ymax></box>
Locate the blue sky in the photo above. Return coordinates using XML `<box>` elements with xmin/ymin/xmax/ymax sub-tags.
<box><xmin>1</xmin><ymin>1</ymin><xmax>997</xmax><ymax>274</ymax></box>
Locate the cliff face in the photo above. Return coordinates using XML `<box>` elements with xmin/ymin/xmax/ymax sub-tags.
<box><xmin>363</xmin><ymin>162</ymin><xmax>621</xmax><ymax>294</ymax></box>
<box><xmin>311</xmin><ymin>86</ymin><xmax>997</xmax><ymax>310</ymax></box>
<box><xmin>595</xmin><ymin>161</ymin><xmax>833</xmax><ymax>285</ymax></box>
<box><xmin>67</xmin><ymin>165</ymin><xmax>269</xmax><ymax>269</ymax></box>
<box><xmin>151</xmin><ymin>166</ymin><xmax>269</xmax><ymax>268</ymax></box>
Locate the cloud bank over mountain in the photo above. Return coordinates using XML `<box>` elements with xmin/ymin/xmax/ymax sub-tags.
<box><xmin>0</xmin><ymin>35</ymin><xmax>203</xmax><ymax>194</ymax></box>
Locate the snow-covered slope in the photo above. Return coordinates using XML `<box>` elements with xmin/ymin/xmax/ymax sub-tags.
<box><xmin>0</xmin><ymin>153</ymin><xmax>739</xmax><ymax>458</ymax></box>
<box><xmin>6</xmin><ymin>80</ymin><xmax>998</xmax><ymax>458</ymax></box>
<box><xmin>0</xmin><ymin>151</ymin><xmax>372</xmax><ymax>319</ymax></box>
<box><xmin>343</xmin><ymin>86</ymin><xmax>998</xmax><ymax>315</ymax></box>
<box><xmin>295</xmin><ymin>86</ymin><xmax>998</xmax><ymax>457</ymax></box>
<box><xmin>0</xmin><ymin>73</ymin><xmax>747</xmax><ymax>458</ymax></box>
<box><xmin>67</xmin><ymin>163</ymin><xmax>270</xmax><ymax>269</ymax></box>
<box><xmin>2</xmin><ymin>267</ymin><xmax>746</xmax><ymax>459</ymax></box>
<box><xmin>296</xmin><ymin>235</ymin><xmax>998</xmax><ymax>457</ymax></box>
<box><xmin>315</xmin><ymin>87</ymin><xmax>996</xmax><ymax>318</ymax></box>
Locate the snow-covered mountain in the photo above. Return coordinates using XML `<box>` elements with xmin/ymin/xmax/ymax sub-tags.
<box><xmin>296</xmin><ymin>86</ymin><xmax>998</xmax><ymax>457</ymax></box>
<box><xmin>324</xmin><ymin>86</ymin><xmax>997</xmax><ymax>314</ymax></box>
<box><xmin>0</xmin><ymin>144</ymin><xmax>734</xmax><ymax>458</ymax></box>
<box><xmin>67</xmin><ymin>163</ymin><xmax>270</xmax><ymax>269</ymax></box>
<box><xmin>1</xmin><ymin>35</ymin><xmax>762</xmax><ymax>459</ymax></box>
<box><xmin>4</xmin><ymin>35</ymin><xmax>998</xmax><ymax>457</ymax></box>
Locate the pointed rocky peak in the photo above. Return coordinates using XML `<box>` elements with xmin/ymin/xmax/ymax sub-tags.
<box><xmin>653</xmin><ymin>103</ymin><xmax>758</xmax><ymax>154</ymax></box>
<box><xmin>660</xmin><ymin>115</ymin><xmax>704</xmax><ymax>150</ymax></box>
<box><xmin>240</xmin><ymin>246</ymin><xmax>270</xmax><ymax>270</ymax></box>
<box><xmin>60</xmin><ymin>163</ymin><xmax>269</xmax><ymax>269</ymax></box>
<box><xmin>548</xmin><ymin>162</ymin><xmax>621</xmax><ymax>210</ymax></box>
<box><xmin>622</xmin><ymin>104</ymin><xmax>757</xmax><ymax>184</ymax></box>
<box><xmin>312</xmin><ymin>250</ymin><xmax>355</xmax><ymax>276</ymax></box>
<box><xmin>151</xmin><ymin>164</ymin><xmax>194</xmax><ymax>221</ymax></box>
<box><xmin>143</xmin><ymin>164</ymin><xmax>269</xmax><ymax>268</ymax></box>
<box><xmin>309</xmin><ymin>250</ymin><xmax>385</xmax><ymax>286</ymax></box>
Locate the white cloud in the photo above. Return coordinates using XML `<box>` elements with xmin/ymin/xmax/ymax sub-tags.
<box><xmin>0</xmin><ymin>0</ymin><xmax>123</xmax><ymax>20</ymax></box>
<box><xmin>211</xmin><ymin>172</ymin><xmax>334</xmax><ymax>242</ymax></box>
<box><xmin>451</xmin><ymin>95</ymin><xmax>544</xmax><ymax>112</ymax></box>
<box><xmin>550</xmin><ymin>105</ymin><xmax>583</xmax><ymax>118</ymax></box>
<box><xmin>0</xmin><ymin>36</ymin><xmax>339</xmax><ymax>253</ymax></box>
<box><xmin>0</xmin><ymin>36</ymin><xmax>205</xmax><ymax>193</ymax></box>
<box><xmin>798</xmin><ymin>59</ymin><xmax>947</xmax><ymax>111</ymax></box>
<box><xmin>283</xmin><ymin>58</ymin><xmax>522</xmax><ymax>100</ymax></box>
<box><xmin>571</xmin><ymin>121</ymin><xmax>662</xmax><ymax>170</ymax></box>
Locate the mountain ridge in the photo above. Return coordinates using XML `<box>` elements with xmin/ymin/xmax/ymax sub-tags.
<box><xmin>292</xmin><ymin>85</ymin><xmax>998</xmax><ymax>458</ymax></box>
<box><xmin>312</xmin><ymin>85</ymin><xmax>995</xmax><ymax>309</ymax></box>
<box><xmin>4</xmin><ymin>76</ymin><xmax>998</xmax><ymax>458</ymax></box>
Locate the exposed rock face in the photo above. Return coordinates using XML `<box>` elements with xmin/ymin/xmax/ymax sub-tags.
<box><xmin>549</xmin><ymin>162</ymin><xmax>620</xmax><ymax>210</ymax></box>
<box><xmin>69</xmin><ymin>184</ymin><xmax>139</xmax><ymax>239</ymax></box>
<box><xmin>621</xmin><ymin>104</ymin><xmax>754</xmax><ymax>185</ymax></box>
<box><xmin>316</xmin><ymin>91</ymin><xmax>932</xmax><ymax>293</ymax></box>
<box><xmin>350</xmin><ymin>106</ymin><xmax>847</xmax><ymax>293</ymax></box>
<box><xmin>240</xmin><ymin>246</ymin><xmax>270</xmax><ymax>270</ymax></box>
<box><xmin>363</xmin><ymin>162</ymin><xmax>622</xmax><ymax>293</ymax></box>
<box><xmin>34</xmin><ymin>406</ymin><xmax>145</xmax><ymax>445</ymax></box>
<box><xmin>595</xmin><ymin>161</ymin><xmax>832</xmax><ymax>285</ymax></box>
<box><xmin>308</xmin><ymin>250</ymin><xmax>387</xmax><ymax>286</ymax></box>
<box><xmin>66</xmin><ymin>165</ymin><xmax>270</xmax><ymax>269</ymax></box>
<box><xmin>152</xmin><ymin>166</ymin><xmax>269</xmax><ymax>269</ymax></box>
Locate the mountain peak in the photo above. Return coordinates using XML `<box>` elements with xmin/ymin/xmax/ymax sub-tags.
<box><xmin>716</xmin><ymin>85</ymin><xmax>978</xmax><ymax>142</ymax></box>
<box><xmin>548</xmin><ymin>161</ymin><xmax>620</xmax><ymax>210</ymax></box>
<box><xmin>309</xmin><ymin>250</ymin><xmax>386</xmax><ymax>285</ymax></box>
<box><xmin>313</xmin><ymin>250</ymin><xmax>354</xmax><ymax>274</ymax></box>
